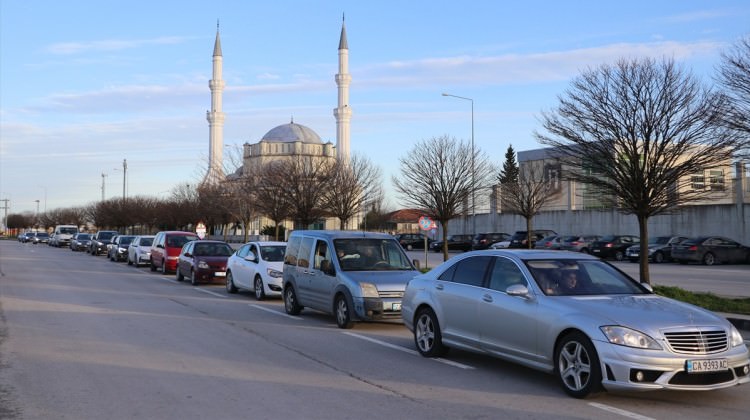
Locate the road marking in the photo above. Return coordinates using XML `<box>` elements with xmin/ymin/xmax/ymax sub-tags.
<box><xmin>343</xmin><ymin>332</ymin><xmax>474</xmax><ymax>370</ymax></box>
<box><xmin>193</xmin><ymin>288</ymin><xmax>227</xmax><ymax>298</ymax></box>
<box><xmin>161</xmin><ymin>277</ymin><xmax>178</xmax><ymax>284</ymax></box>
<box><xmin>249</xmin><ymin>304</ymin><xmax>304</xmax><ymax>320</ymax></box>
<box><xmin>588</xmin><ymin>403</ymin><xmax>655</xmax><ymax>420</ymax></box>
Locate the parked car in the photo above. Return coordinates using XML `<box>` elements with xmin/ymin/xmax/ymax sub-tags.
<box><xmin>89</xmin><ymin>230</ymin><xmax>118</xmax><ymax>255</ymax></box>
<box><xmin>282</xmin><ymin>230</ymin><xmax>419</xmax><ymax>329</ymax></box>
<box><xmin>69</xmin><ymin>233</ymin><xmax>92</xmax><ymax>251</ymax></box>
<box><xmin>590</xmin><ymin>235</ymin><xmax>639</xmax><ymax>261</ymax></box>
<box><xmin>31</xmin><ymin>232</ymin><xmax>50</xmax><ymax>244</ymax></box>
<box><xmin>671</xmin><ymin>236</ymin><xmax>750</xmax><ymax>266</ymax></box>
<box><xmin>49</xmin><ymin>225</ymin><xmax>79</xmax><ymax>248</ymax></box>
<box><xmin>127</xmin><ymin>235</ymin><xmax>155</xmax><ymax>267</ymax></box>
<box><xmin>508</xmin><ymin>230</ymin><xmax>557</xmax><ymax>249</ymax></box>
<box><xmin>175</xmin><ymin>240</ymin><xmax>233</xmax><ymax>285</ymax></box>
<box><xmin>558</xmin><ymin>235</ymin><xmax>600</xmax><ymax>254</ymax></box>
<box><xmin>430</xmin><ymin>234</ymin><xmax>473</xmax><ymax>253</ymax></box>
<box><xmin>489</xmin><ymin>238</ymin><xmax>512</xmax><ymax>249</ymax></box>
<box><xmin>401</xmin><ymin>249</ymin><xmax>750</xmax><ymax>398</ymax></box>
<box><xmin>534</xmin><ymin>234</ymin><xmax>563</xmax><ymax>250</ymax></box>
<box><xmin>395</xmin><ymin>233</ymin><xmax>430</xmax><ymax>251</ymax></box>
<box><xmin>150</xmin><ymin>231</ymin><xmax>199</xmax><ymax>274</ymax></box>
<box><xmin>19</xmin><ymin>232</ymin><xmax>35</xmax><ymax>243</ymax></box>
<box><xmin>107</xmin><ymin>235</ymin><xmax>136</xmax><ymax>262</ymax></box>
<box><xmin>472</xmin><ymin>232</ymin><xmax>511</xmax><ymax>250</ymax></box>
<box><xmin>625</xmin><ymin>235</ymin><xmax>688</xmax><ymax>263</ymax></box>
<box><xmin>226</xmin><ymin>241</ymin><xmax>287</xmax><ymax>300</ymax></box>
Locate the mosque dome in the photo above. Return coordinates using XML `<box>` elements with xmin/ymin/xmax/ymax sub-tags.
<box><xmin>260</xmin><ymin>121</ymin><xmax>322</xmax><ymax>144</ymax></box>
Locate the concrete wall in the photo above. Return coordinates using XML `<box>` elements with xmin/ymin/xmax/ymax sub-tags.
<box><xmin>460</xmin><ymin>203</ymin><xmax>750</xmax><ymax>245</ymax></box>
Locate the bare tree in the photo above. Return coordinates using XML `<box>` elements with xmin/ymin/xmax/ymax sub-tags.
<box><xmin>275</xmin><ymin>155</ymin><xmax>334</xmax><ymax>230</ymax></box>
<box><xmin>323</xmin><ymin>154</ymin><xmax>382</xmax><ymax>230</ymax></box>
<box><xmin>535</xmin><ymin>57</ymin><xmax>745</xmax><ymax>284</ymax></box>
<box><xmin>253</xmin><ymin>162</ymin><xmax>291</xmax><ymax>240</ymax></box>
<box><xmin>500</xmin><ymin>164</ymin><xmax>556</xmax><ymax>248</ymax></box>
<box><xmin>716</xmin><ymin>35</ymin><xmax>750</xmax><ymax>156</ymax></box>
<box><xmin>393</xmin><ymin>135</ymin><xmax>493</xmax><ymax>261</ymax></box>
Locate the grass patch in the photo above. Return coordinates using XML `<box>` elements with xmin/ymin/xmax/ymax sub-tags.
<box><xmin>653</xmin><ymin>285</ymin><xmax>750</xmax><ymax>315</ymax></box>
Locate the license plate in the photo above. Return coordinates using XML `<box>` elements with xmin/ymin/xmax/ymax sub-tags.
<box><xmin>686</xmin><ymin>358</ymin><xmax>728</xmax><ymax>373</ymax></box>
<box><xmin>215</xmin><ymin>272</ymin><xmax>226</xmax><ymax>277</ymax></box>
<box><xmin>592</xmin><ymin>249</ymin><xmax>600</xmax><ymax>253</ymax></box>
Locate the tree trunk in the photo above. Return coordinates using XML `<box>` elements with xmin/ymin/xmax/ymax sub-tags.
<box><xmin>441</xmin><ymin>220</ymin><xmax>450</xmax><ymax>262</ymax></box>
<box><xmin>638</xmin><ymin>215</ymin><xmax>650</xmax><ymax>284</ymax></box>
<box><xmin>525</xmin><ymin>217</ymin><xmax>533</xmax><ymax>249</ymax></box>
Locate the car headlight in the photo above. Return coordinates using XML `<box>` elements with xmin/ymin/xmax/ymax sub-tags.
<box><xmin>360</xmin><ymin>282</ymin><xmax>379</xmax><ymax>298</ymax></box>
<box><xmin>118</xmin><ymin>247</ymin><xmax>127</xmax><ymax>252</ymax></box>
<box><xmin>267</xmin><ymin>268</ymin><xmax>283</xmax><ymax>278</ymax></box>
<box><xmin>198</xmin><ymin>261</ymin><xmax>209</xmax><ymax>269</ymax></box>
<box><xmin>600</xmin><ymin>326</ymin><xmax>662</xmax><ymax>350</ymax></box>
<box><xmin>730</xmin><ymin>325</ymin><xmax>744</xmax><ymax>347</ymax></box>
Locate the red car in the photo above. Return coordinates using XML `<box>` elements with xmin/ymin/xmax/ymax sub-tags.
<box><xmin>150</xmin><ymin>231</ymin><xmax>199</xmax><ymax>274</ymax></box>
<box><xmin>175</xmin><ymin>240</ymin><xmax>234</xmax><ymax>285</ymax></box>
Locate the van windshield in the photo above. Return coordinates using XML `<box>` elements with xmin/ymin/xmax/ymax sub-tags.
<box><xmin>334</xmin><ymin>238</ymin><xmax>414</xmax><ymax>271</ymax></box>
<box><xmin>58</xmin><ymin>227</ymin><xmax>78</xmax><ymax>234</ymax></box>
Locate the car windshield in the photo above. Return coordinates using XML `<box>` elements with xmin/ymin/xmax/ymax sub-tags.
<box><xmin>167</xmin><ymin>235</ymin><xmax>197</xmax><ymax>248</ymax></box>
<box><xmin>139</xmin><ymin>238</ymin><xmax>154</xmax><ymax>246</ymax></box>
<box><xmin>78</xmin><ymin>234</ymin><xmax>91</xmax><ymax>240</ymax></box>
<box><xmin>525</xmin><ymin>259</ymin><xmax>648</xmax><ymax>296</ymax></box>
<box><xmin>334</xmin><ymin>238</ymin><xmax>414</xmax><ymax>271</ymax></box>
<box><xmin>259</xmin><ymin>245</ymin><xmax>286</xmax><ymax>262</ymax></box>
<box><xmin>99</xmin><ymin>232</ymin><xmax>116</xmax><ymax>240</ymax></box>
<box><xmin>119</xmin><ymin>236</ymin><xmax>135</xmax><ymax>245</ymax></box>
<box><xmin>192</xmin><ymin>243</ymin><xmax>233</xmax><ymax>257</ymax></box>
<box><xmin>59</xmin><ymin>227</ymin><xmax>78</xmax><ymax>234</ymax></box>
<box><xmin>36</xmin><ymin>233</ymin><xmax>49</xmax><ymax>237</ymax></box>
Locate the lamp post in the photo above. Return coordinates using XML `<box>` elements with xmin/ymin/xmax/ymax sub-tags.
<box><xmin>442</xmin><ymin>93</ymin><xmax>475</xmax><ymax>236</ymax></box>
<box><xmin>112</xmin><ymin>159</ymin><xmax>128</xmax><ymax>199</ymax></box>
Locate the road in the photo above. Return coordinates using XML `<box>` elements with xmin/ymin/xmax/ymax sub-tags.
<box><xmin>408</xmin><ymin>249</ymin><xmax>750</xmax><ymax>298</ymax></box>
<box><xmin>0</xmin><ymin>240</ymin><xmax>748</xmax><ymax>420</ymax></box>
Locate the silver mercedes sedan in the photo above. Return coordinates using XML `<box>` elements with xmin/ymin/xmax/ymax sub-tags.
<box><xmin>401</xmin><ymin>250</ymin><xmax>750</xmax><ymax>398</ymax></box>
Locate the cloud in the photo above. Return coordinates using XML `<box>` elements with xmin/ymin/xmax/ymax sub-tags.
<box><xmin>46</xmin><ymin>36</ymin><xmax>190</xmax><ymax>55</ymax></box>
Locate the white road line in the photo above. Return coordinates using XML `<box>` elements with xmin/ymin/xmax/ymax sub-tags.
<box><xmin>193</xmin><ymin>288</ymin><xmax>227</xmax><ymax>298</ymax></box>
<box><xmin>249</xmin><ymin>304</ymin><xmax>304</xmax><ymax>320</ymax></box>
<box><xmin>588</xmin><ymin>402</ymin><xmax>656</xmax><ymax>420</ymax></box>
<box><xmin>343</xmin><ymin>332</ymin><xmax>474</xmax><ymax>370</ymax></box>
<box><xmin>161</xmin><ymin>277</ymin><xmax>178</xmax><ymax>284</ymax></box>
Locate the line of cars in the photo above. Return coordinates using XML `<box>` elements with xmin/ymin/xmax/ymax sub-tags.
<box><xmin>22</xmin><ymin>227</ymin><xmax>750</xmax><ymax>398</ymax></box>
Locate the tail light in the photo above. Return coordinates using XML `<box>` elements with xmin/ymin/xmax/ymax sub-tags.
<box><xmin>688</xmin><ymin>245</ymin><xmax>698</xmax><ymax>251</ymax></box>
<box><xmin>571</xmin><ymin>241</ymin><xmax>580</xmax><ymax>246</ymax></box>
<box><xmin>605</xmin><ymin>243</ymin><xmax>613</xmax><ymax>248</ymax></box>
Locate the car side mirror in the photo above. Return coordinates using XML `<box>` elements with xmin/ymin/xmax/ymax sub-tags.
<box><xmin>157</xmin><ymin>244</ymin><xmax>164</xmax><ymax>249</ymax></box>
<box><xmin>321</xmin><ymin>260</ymin><xmax>335</xmax><ymax>276</ymax></box>
<box><xmin>184</xmin><ymin>252</ymin><xmax>192</xmax><ymax>258</ymax></box>
<box><xmin>506</xmin><ymin>284</ymin><xmax>531</xmax><ymax>298</ymax></box>
<box><xmin>244</xmin><ymin>251</ymin><xmax>258</xmax><ymax>262</ymax></box>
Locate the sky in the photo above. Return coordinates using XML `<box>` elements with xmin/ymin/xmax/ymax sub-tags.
<box><xmin>1</xmin><ymin>0</ymin><xmax>749</xmax><ymax>214</ymax></box>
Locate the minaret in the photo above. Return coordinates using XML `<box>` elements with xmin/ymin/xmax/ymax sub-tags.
<box><xmin>334</xmin><ymin>16</ymin><xmax>352</xmax><ymax>161</ymax></box>
<box><xmin>204</xmin><ymin>22</ymin><xmax>225</xmax><ymax>185</ymax></box>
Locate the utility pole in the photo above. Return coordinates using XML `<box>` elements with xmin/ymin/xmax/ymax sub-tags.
<box><xmin>122</xmin><ymin>159</ymin><xmax>128</xmax><ymax>199</ymax></box>
<box><xmin>101</xmin><ymin>173</ymin><xmax>107</xmax><ymax>201</ymax></box>
<box><xmin>0</xmin><ymin>198</ymin><xmax>9</xmax><ymax>235</ymax></box>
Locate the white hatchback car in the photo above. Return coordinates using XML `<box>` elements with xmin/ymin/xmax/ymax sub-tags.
<box><xmin>226</xmin><ymin>241</ymin><xmax>286</xmax><ymax>300</ymax></box>
<box><xmin>127</xmin><ymin>235</ymin><xmax>155</xmax><ymax>267</ymax></box>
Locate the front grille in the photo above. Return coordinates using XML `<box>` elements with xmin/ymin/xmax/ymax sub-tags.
<box><xmin>378</xmin><ymin>291</ymin><xmax>404</xmax><ymax>299</ymax></box>
<box><xmin>663</xmin><ymin>330</ymin><xmax>728</xmax><ymax>354</ymax></box>
<box><xmin>669</xmin><ymin>370</ymin><xmax>734</xmax><ymax>385</ymax></box>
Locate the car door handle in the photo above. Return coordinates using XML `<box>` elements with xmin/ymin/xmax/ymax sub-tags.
<box><xmin>483</xmin><ymin>294</ymin><xmax>493</xmax><ymax>303</ymax></box>
<box><xmin>435</xmin><ymin>284</ymin><xmax>444</xmax><ymax>290</ymax></box>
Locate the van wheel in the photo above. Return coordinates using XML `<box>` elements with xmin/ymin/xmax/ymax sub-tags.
<box><xmin>254</xmin><ymin>276</ymin><xmax>266</xmax><ymax>301</ymax></box>
<box><xmin>284</xmin><ymin>286</ymin><xmax>302</xmax><ymax>315</ymax></box>
<box><xmin>335</xmin><ymin>294</ymin><xmax>354</xmax><ymax>329</ymax></box>
<box><xmin>414</xmin><ymin>308</ymin><xmax>447</xmax><ymax>357</ymax></box>
<box><xmin>555</xmin><ymin>331</ymin><xmax>602</xmax><ymax>398</ymax></box>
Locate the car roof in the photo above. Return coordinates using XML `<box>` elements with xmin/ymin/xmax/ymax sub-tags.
<box><xmin>290</xmin><ymin>230</ymin><xmax>396</xmax><ymax>240</ymax></box>
<box><xmin>246</xmin><ymin>241</ymin><xmax>286</xmax><ymax>246</ymax></box>
<box><xmin>464</xmin><ymin>249</ymin><xmax>600</xmax><ymax>261</ymax></box>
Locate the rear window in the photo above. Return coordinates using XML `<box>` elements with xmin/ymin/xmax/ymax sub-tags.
<box><xmin>167</xmin><ymin>234</ymin><xmax>197</xmax><ymax>248</ymax></box>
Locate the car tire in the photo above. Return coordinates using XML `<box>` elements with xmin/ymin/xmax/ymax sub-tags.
<box><xmin>150</xmin><ymin>259</ymin><xmax>157</xmax><ymax>272</ymax></box>
<box><xmin>334</xmin><ymin>294</ymin><xmax>354</xmax><ymax>329</ymax></box>
<box><xmin>283</xmin><ymin>285</ymin><xmax>302</xmax><ymax>315</ymax></box>
<box><xmin>413</xmin><ymin>307</ymin><xmax>448</xmax><ymax>357</ymax></box>
<box><xmin>653</xmin><ymin>252</ymin><xmax>664</xmax><ymax>264</ymax></box>
<box><xmin>175</xmin><ymin>267</ymin><xmax>184</xmax><ymax>282</ymax></box>
<box><xmin>127</xmin><ymin>257</ymin><xmax>133</xmax><ymax>266</ymax></box>
<box><xmin>614</xmin><ymin>251</ymin><xmax>624</xmax><ymax>261</ymax></box>
<box><xmin>254</xmin><ymin>276</ymin><xmax>265</xmax><ymax>301</ymax></box>
<box><xmin>554</xmin><ymin>331</ymin><xmax>602</xmax><ymax>399</ymax></box>
<box><xmin>226</xmin><ymin>271</ymin><xmax>238</xmax><ymax>294</ymax></box>
<box><xmin>702</xmin><ymin>252</ymin><xmax>715</xmax><ymax>266</ymax></box>
<box><xmin>190</xmin><ymin>270</ymin><xmax>198</xmax><ymax>286</ymax></box>
<box><xmin>161</xmin><ymin>260</ymin><xmax>168</xmax><ymax>274</ymax></box>
<box><xmin>406</xmin><ymin>244</ymin><xmax>413</xmax><ymax>251</ymax></box>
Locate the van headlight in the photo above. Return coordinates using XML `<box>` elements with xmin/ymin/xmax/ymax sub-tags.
<box><xmin>360</xmin><ymin>282</ymin><xmax>379</xmax><ymax>298</ymax></box>
<box><xmin>600</xmin><ymin>326</ymin><xmax>662</xmax><ymax>350</ymax></box>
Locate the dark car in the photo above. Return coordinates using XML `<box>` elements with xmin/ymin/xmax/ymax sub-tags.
<box><xmin>430</xmin><ymin>234</ymin><xmax>473</xmax><ymax>253</ymax></box>
<box><xmin>395</xmin><ymin>233</ymin><xmax>430</xmax><ymax>251</ymax></box>
<box><xmin>625</xmin><ymin>235</ymin><xmax>688</xmax><ymax>263</ymax></box>
<box><xmin>107</xmin><ymin>235</ymin><xmax>136</xmax><ymax>262</ymax></box>
<box><xmin>472</xmin><ymin>232</ymin><xmax>511</xmax><ymax>250</ymax></box>
<box><xmin>590</xmin><ymin>235</ymin><xmax>639</xmax><ymax>261</ymax></box>
<box><xmin>558</xmin><ymin>235</ymin><xmax>600</xmax><ymax>254</ymax></box>
<box><xmin>31</xmin><ymin>232</ymin><xmax>50</xmax><ymax>244</ymax></box>
<box><xmin>507</xmin><ymin>230</ymin><xmax>557</xmax><ymax>249</ymax></box>
<box><xmin>175</xmin><ymin>240</ymin><xmax>234</xmax><ymax>285</ymax></box>
<box><xmin>89</xmin><ymin>230</ymin><xmax>118</xmax><ymax>255</ymax></box>
<box><xmin>70</xmin><ymin>233</ymin><xmax>92</xmax><ymax>251</ymax></box>
<box><xmin>671</xmin><ymin>236</ymin><xmax>750</xmax><ymax>266</ymax></box>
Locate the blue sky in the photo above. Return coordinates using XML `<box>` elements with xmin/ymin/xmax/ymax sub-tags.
<box><xmin>1</xmin><ymin>0</ymin><xmax>748</xmax><ymax>214</ymax></box>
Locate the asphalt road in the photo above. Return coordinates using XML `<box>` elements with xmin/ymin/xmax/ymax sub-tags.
<box><xmin>0</xmin><ymin>241</ymin><xmax>749</xmax><ymax>420</ymax></box>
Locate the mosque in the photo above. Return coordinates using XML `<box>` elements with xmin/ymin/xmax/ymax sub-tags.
<box><xmin>202</xmin><ymin>19</ymin><xmax>354</xmax><ymax>234</ymax></box>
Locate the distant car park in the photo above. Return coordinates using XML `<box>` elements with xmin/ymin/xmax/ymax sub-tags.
<box><xmin>430</xmin><ymin>234</ymin><xmax>473</xmax><ymax>252</ymax></box>
<box><xmin>625</xmin><ymin>235</ymin><xmax>688</xmax><ymax>263</ymax></box>
<box><xmin>671</xmin><ymin>236</ymin><xmax>750</xmax><ymax>265</ymax></box>
<box><xmin>590</xmin><ymin>235</ymin><xmax>639</xmax><ymax>261</ymax></box>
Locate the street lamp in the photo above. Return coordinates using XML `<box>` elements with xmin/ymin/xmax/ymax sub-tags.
<box><xmin>442</xmin><ymin>93</ymin><xmax>475</xmax><ymax>236</ymax></box>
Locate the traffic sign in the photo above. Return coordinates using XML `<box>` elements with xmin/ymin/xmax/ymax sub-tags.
<box><xmin>196</xmin><ymin>222</ymin><xmax>207</xmax><ymax>239</ymax></box>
